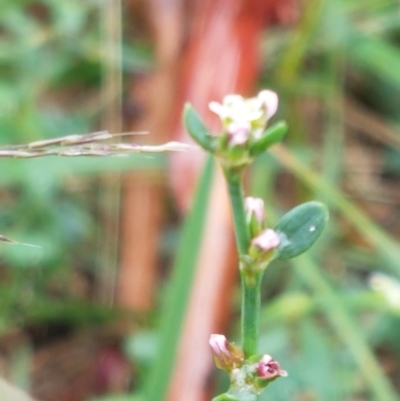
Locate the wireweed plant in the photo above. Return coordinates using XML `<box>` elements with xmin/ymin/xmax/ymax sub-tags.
<box><xmin>184</xmin><ymin>90</ymin><xmax>329</xmax><ymax>401</ymax></box>
<box><xmin>2</xmin><ymin>2</ymin><xmax>400</xmax><ymax>400</ymax></box>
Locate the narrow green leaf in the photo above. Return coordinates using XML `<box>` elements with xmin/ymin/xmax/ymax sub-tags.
<box><xmin>249</xmin><ymin>121</ymin><xmax>288</xmax><ymax>157</ymax></box>
<box><xmin>144</xmin><ymin>155</ymin><xmax>215</xmax><ymax>401</ymax></box>
<box><xmin>273</xmin><ymin>201</ymin><xmax>329</xmax><ymax>260</ymax></box>
<box><xmin>183</xmin><ymin>103</ymin><xmax>215</xmax><ymax>152</ymax></box>
<box><xmin>349</xmin><ymin>33</ymin><xmax>400</xmax><ymax>87</ymax></box>
<box><xmin>212</xmin><ymin>393</ymin><xmax>243</xmax><ymax>401</ymax></box>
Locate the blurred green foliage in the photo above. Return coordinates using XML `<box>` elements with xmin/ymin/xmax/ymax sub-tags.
<box><xmin>2</xmin><ymin>0</ymin><xmax>400</xmax><ymax>401</ymax></box>
<box><xmin>133</xmin><ymin>1</ymin><xmax>400</xmax><ymax>398</ymax></box>
<box><xmin>0</xmin><ymin>0</ymin><xmax>154</xmax><ymax>330</ymax></box>
<box><xmin>0</xmin><ymin>0</ymin><xmax>98</xmax><ymax>330</ymax></box>
<box><xmin>254</xmin><ymin>0</ymin><xmax>400</xmax><ymax>400</ymax></box>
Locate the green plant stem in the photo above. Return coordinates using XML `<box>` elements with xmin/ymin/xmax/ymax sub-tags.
<box><xmin>241</xmin><ymin>271</ymin><xmax>262</xmax><ymax>357</ymax></box>
<box><xmin>224</xmin><ymin>170</ymin><xmax>261</xmax><ymax>358</ymax></box>
<box><xmin>225</xmin><ymin>171</ymin><xmax>250</xmax><ymax>256</ymax></box>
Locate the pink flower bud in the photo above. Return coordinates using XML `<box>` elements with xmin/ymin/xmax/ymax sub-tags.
<box><xmin>209</xmin><ymin>334</ymin><xmax>229</xmax><ymax>357</ymax></box>
<box><xmin>257</xmin><ymin>90</ymin><xmax>278</xmax><ymax>120</ymax></box>
<box><xmin>251</xmin><ymin>229</ymin><xmax>280</xmax><ymax>252</ymax></box>
<box><xmin>227</xmin><ymin>121</ymin><xmax>251</xmax><ymax>146</ymax></box>
<box><xmin>257</xmin><ymin>354</ymin><xmax>287</xmax><ymax>380</ymax></box>
<box><xmin>209</xmin><ymin>334</ymin><xmax>244</xmax><ymax>371</ymax></box>
<box><xmin>245</xmin><ymin>197</ymin><xmax>265</xmax><ymax>224</ymax></box>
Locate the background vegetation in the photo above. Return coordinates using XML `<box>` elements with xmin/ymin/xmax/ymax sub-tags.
<box><xmin>0</xmin><ymin>1</ymin><xmax>400</xmax><ymax>401</ymax></box>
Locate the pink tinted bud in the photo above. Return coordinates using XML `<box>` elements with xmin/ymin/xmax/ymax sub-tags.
<box><xmin>227</xmin><ymin>121</ymin><xmax>251</xmax><ymax>146</ymax></box>
<box><xmin>257</xmin><ymin>354</ymin><xmax>288</xmax><ymax>380</ymax></box>
<box><xmin>209</xmin><ymin>334</ymin><xmax>244</xmax><ymax>371</ymax></box>
<box><xmin>245</xmin><ymin>197</ymin><xmax>265</xmax><ymax>224</ymax></box>
<box><xmin>257</xmin><ymin>90</ymin><xmax>278</xmax><ymax>120</ymax></box>
<box><xmin>209</xmin><ymin>334</ymin><xmax>229</xmax><ymax>357</ymax></box>
<box><xmin>252</xmin><ymin>229</ymin><xmax>280</xmax><ymax>252</ymax></box>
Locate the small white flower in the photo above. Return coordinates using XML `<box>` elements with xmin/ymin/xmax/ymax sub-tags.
<box><xmin>208</xmin><ymin>90</ymin><xmax>279</xmax><ymax>146</ymax></box>
<box><xmin>369</xmin><ymin>272</ymin><xmax>400</xmax><ymax>308</ymax></box>
<box><xmin>257</xmin><ymin>90</ymin><xmax>279</xmax><ymax>120</ymax></box>
<box><xmin>209</xmin><ymin>95</ymin><xmax>263</xmax><ymax>123</ymax></box>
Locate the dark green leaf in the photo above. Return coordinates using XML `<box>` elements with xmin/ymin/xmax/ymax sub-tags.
<box><xmin>273</xmin><ymin>202</ymin><xmax>328</xmax><ymax>260</ymax></box>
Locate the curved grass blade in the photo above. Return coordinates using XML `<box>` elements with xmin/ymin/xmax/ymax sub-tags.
<box><xmin>294</xmin><ymin>254</ymin><xmax>399</xmax><ymax>401</ymax></box>
<box><xmin>144</xmin><ymin>155</ymin><xmax>215</xmax><ymax>401</ymax></box>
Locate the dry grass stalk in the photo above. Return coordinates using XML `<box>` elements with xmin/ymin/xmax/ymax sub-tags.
<box><xmin>0</xmin><ymin>131</ymin><xmax>191</xmax><ymax>158</ymax></box>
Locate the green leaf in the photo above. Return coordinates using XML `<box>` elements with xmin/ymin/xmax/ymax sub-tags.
<box><xmin>212</xmin><ymin>393</ymin><xmax>245</xmax><ymax>401</ymax></box>
<box><xmin>273</xmin><ymin>201</ymin><xmax>328</xmax><ymax>260</ymax></box>
<box><xmin>349</xmin><ymin>33</ymin><xmax>400</xmax><ymax>87</ymax></box>
<box><xmin>249</xmin><ymin>121</ymin><xmax>288</xmax><ymax>157</ymax></box>
<box><xmin>183</xmin><ymin>103</ymin><xmax>215</xmax><ymax>152</ymax></box>
<box><xmin>144</xmin><ymin>155</ymin><xmax>215</xmax><ymax>401</ymax></box>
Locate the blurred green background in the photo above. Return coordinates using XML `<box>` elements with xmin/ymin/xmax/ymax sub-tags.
<box><xmin>1</xmin><ymin>1</ymin><xmax>400</xmax><ymax>401</ymax></box>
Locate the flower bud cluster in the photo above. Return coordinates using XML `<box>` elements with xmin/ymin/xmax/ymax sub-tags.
<box><xmin>208</xmin><ymin>90</ymin><xmax>279</xmax><ymax>172</ymax></box>
<box><xmin>209</xmin><ymin>90</ymin><xmax>278</xmax><ymax>143</ymax></box>
<box><xmin>209</xmin><ymin>334</ymin><xmax>287</xmax><ymax>396</ymax></box>
<box><xmin>244</xmin><ymin>197</ymin><xmax>281</xmax><ymax>268</ymax></box>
